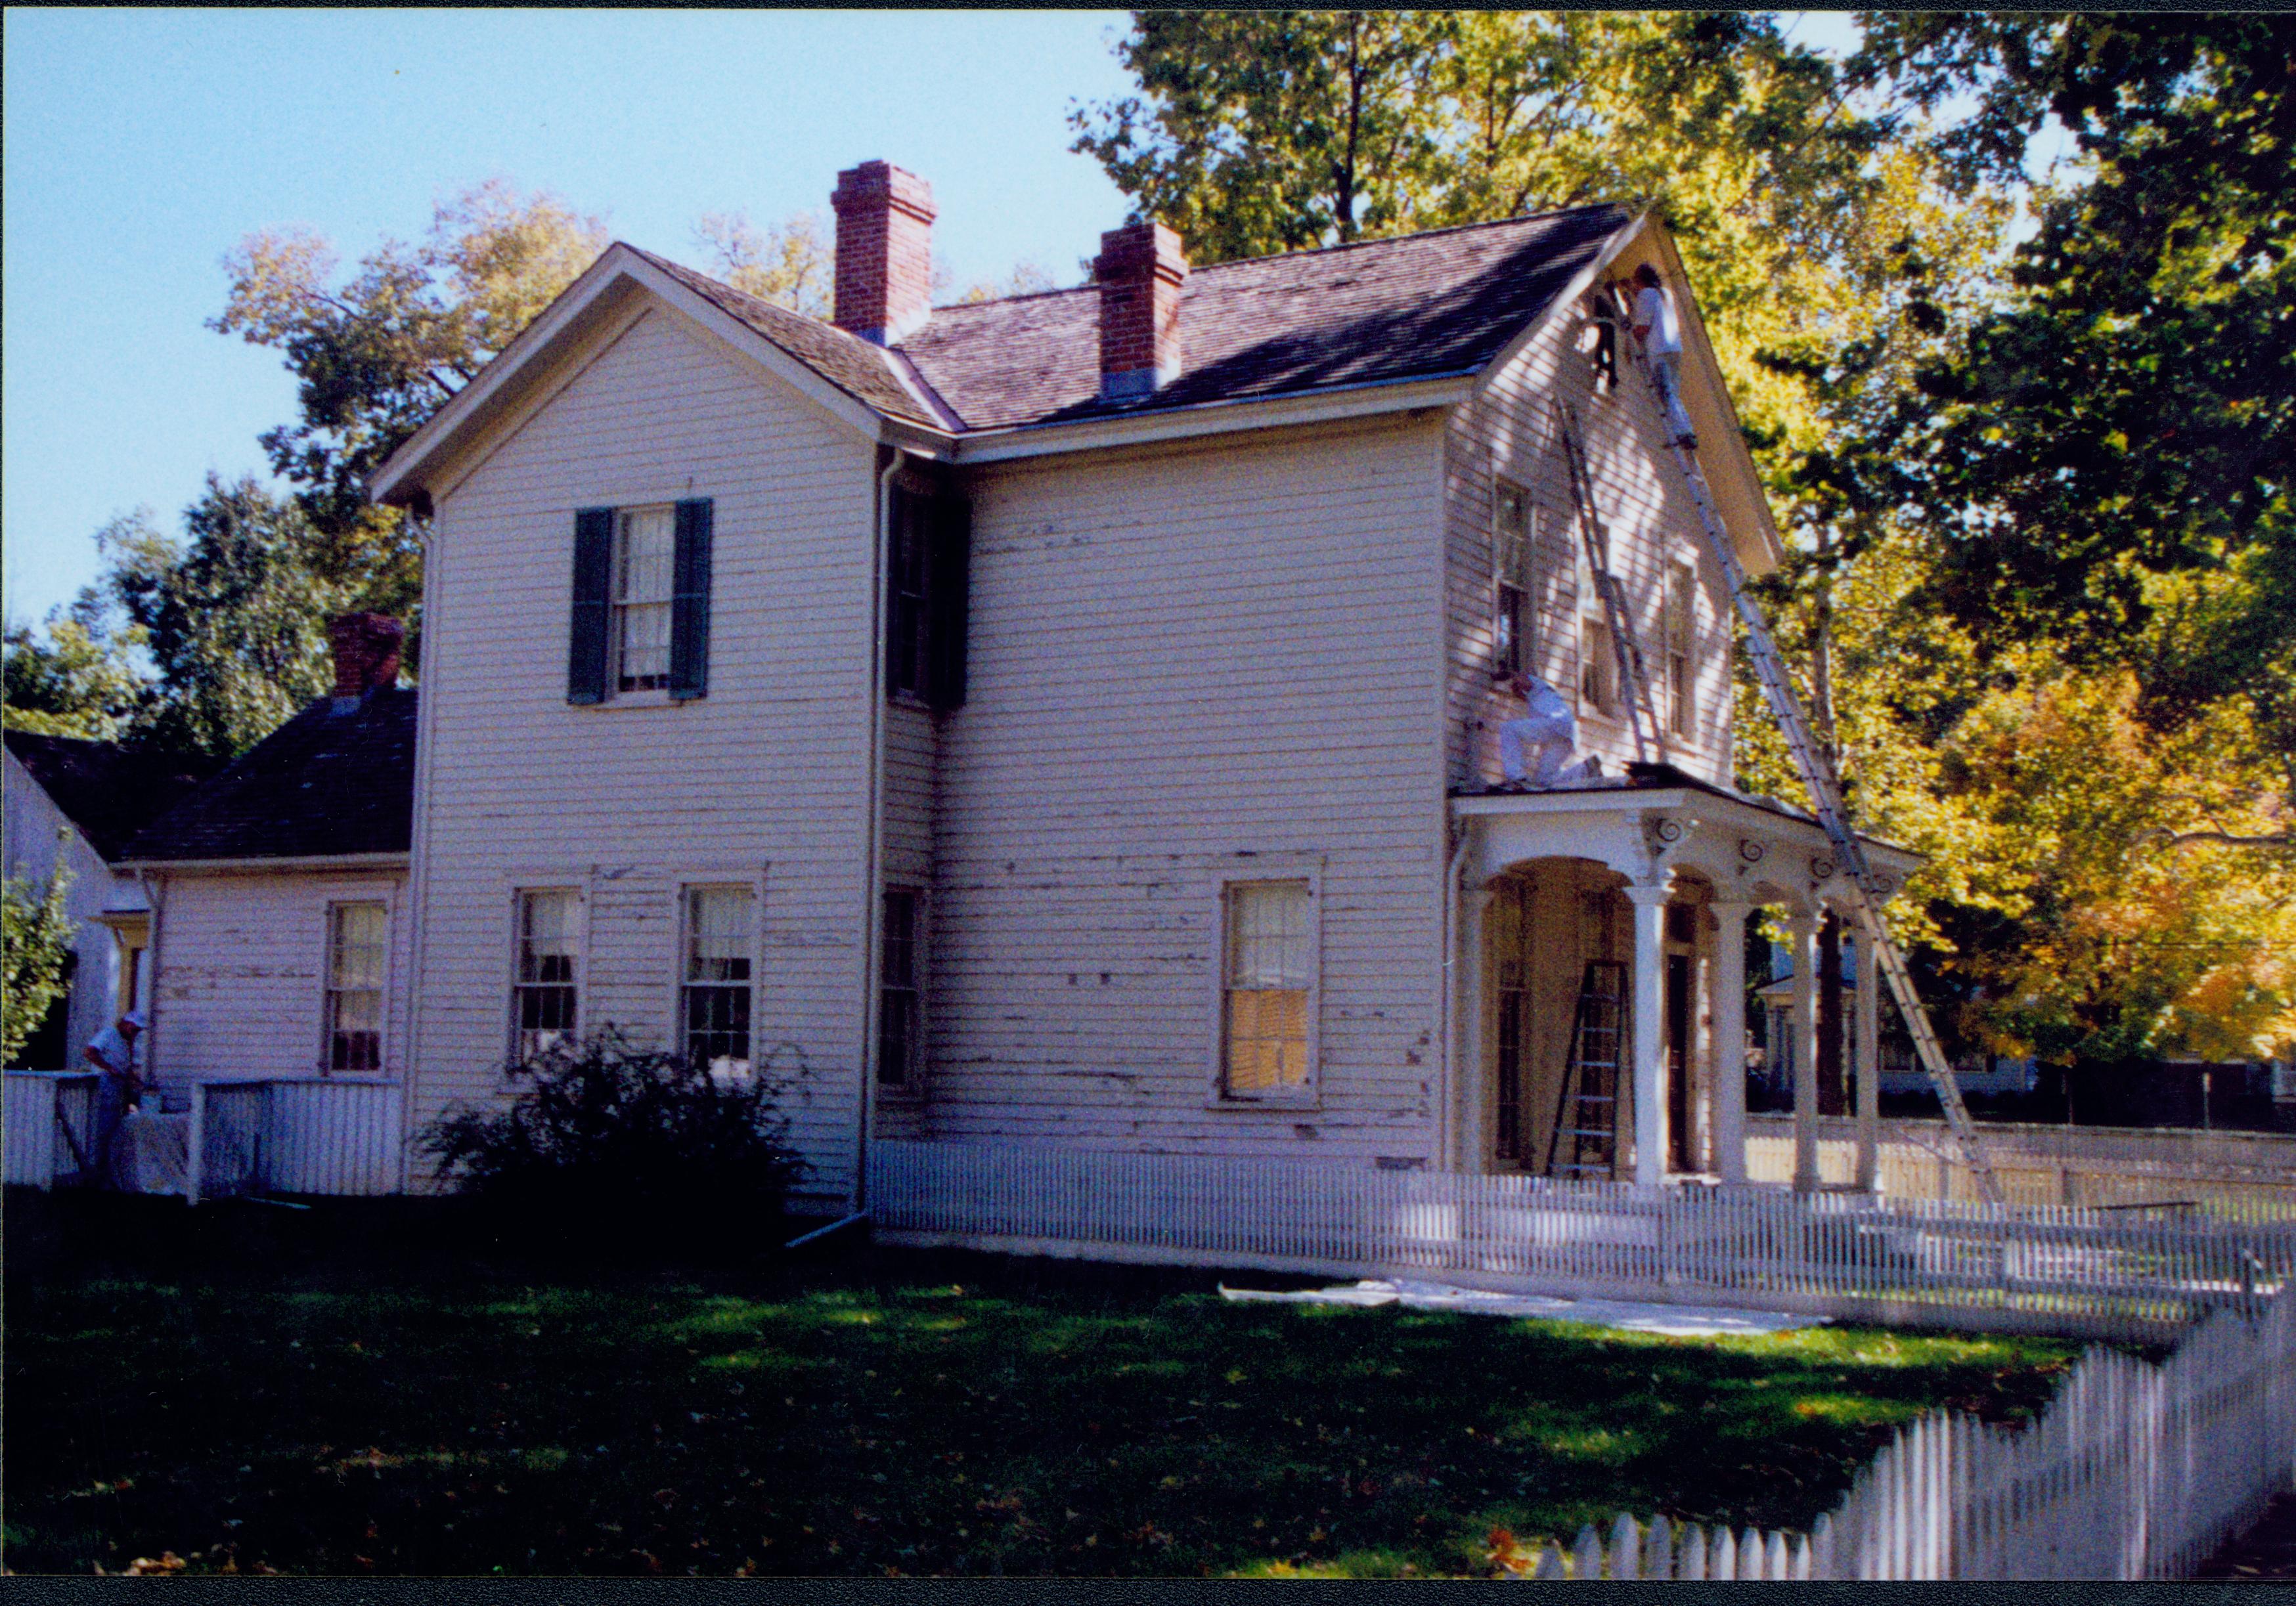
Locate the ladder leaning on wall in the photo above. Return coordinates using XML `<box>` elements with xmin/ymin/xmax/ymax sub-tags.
<box><xmin>1603</xmin><ymin>288</ymin><xmax>2004</xmax><ymax>1204</ymax></box>
<box><xmin>1555</xmin><ymin>403</ymin><xmax>1665</xmax><ymax>764</ymax></box>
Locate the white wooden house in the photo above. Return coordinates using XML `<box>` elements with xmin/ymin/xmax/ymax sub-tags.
<box><xmin>108</xmin><ymin>160</ymin><xmax>1919</xmax><ymax>1217</ymax></box>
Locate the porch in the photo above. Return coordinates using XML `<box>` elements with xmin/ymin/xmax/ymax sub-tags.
<box><xmin>1447</xmin><ymin>764</ymin><xmax>1917</xmax><ymax>1192</ymax></box>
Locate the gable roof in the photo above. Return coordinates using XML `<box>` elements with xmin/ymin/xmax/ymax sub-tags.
<box><xmin>2</xmin><ymin>730</ymin><xmax>219</xmax><ymax>861</ymax></box>
<box><xmin>902</xmin><ymin>205</ymin><xmax>1633</xmax><ymax>431</ymax></box>
<box><xmin>120</xmin><ymin>689</ymin><xmax>418</xmax><ymax>865</ymax></box>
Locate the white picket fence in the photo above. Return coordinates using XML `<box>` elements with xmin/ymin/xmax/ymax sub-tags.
<box><xmin>4</xmin><ymin>1071</ymin><xmax>403</xmax><ymax>1200</ymax></box>
<box><xmin>868</xmin><ymin>1140</ymin><xmax>2296</xmax><ymax>1341</ymax></box>
<box><xmin>1503</xmin><ymin>1280</ymin><xmax>2296</xmax><ymax>1579</ymax></box>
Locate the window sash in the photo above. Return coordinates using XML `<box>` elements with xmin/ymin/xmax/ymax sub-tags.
<box><xmin>325</xmin><ymin>902</ymin><xmax>387</xmax><ymax>1073</ymax></box>
<box><xmin>614</xmin><ymin>507</ymin><xmax>676</xmax><ymax>691</ymax></box>
<box><xmin>877</xmin><ymin>890</ymin><xmax>920</xmax><ymax>1087</ymax></box>
<box><xmin>1222</xmin><ymin>880</ymin><xmax>1312</xmax><ymax>1096</ymax></box>
<box><xmin>512</xmin><ymin>890</ymin><xmax>579</xmax><ymax>1061</ymax></box>
<box><xmin>1493</xmin><ymin>481</ymin><xmax>1531</xmax><ymax>584</ymax></box>
<box><xmin>683</xmin><ymin>886</ymin><xmax>754</xmax><ymax>1075</ymax></box>
<box><xmin>1581</xmin><ymin>619</ymin><xmax>1617</xmax><ymax>714</ymax></box>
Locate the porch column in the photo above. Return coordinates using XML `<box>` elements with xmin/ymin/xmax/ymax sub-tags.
<box><xmin>1708</xmin><ymin>900</ymin><xmax>1754</xmax><ymax>1184</ymax></box>
<box><xmin>1854</xmin><ymin>918</ymin><xmax>1880</xmax><ymax>1192</ymax></box>
<box><xmin>1787</xmin><ymin>913</ymin><xmax>1821</xmax><ymax>1192</ymax></box>
<box><xmin>1625</xmin><ymin>884</ymin><xmax>1671</xmax><ymax>1186</ymax></box>
<box><xmin>1455</xmin><ymin>885</ymin><xmax>1495</xmax><ymax>1172</ymax></box>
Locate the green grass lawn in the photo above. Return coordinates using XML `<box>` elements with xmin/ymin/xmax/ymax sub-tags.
<box><xmin>3</xmin><ymin>1187</ymin><xmax>2096</xmax><ymax>1577</ymax></box>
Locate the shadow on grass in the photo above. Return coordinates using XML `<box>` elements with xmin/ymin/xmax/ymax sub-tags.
<box><xmin>3</xmin><ymin>1186</ymin><xmax>2093</xmax><ymax>1576</ymax></box>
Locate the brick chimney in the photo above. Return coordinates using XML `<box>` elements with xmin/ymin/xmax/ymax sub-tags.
<box><xmin>327</xmin><ymin>613</ymin><xmax>405</xmax><ymax>705</ymax></box>
<box><xmin>831</xmin><ymin>160</ymin><xmax>936</xmax><ymax>345</ymax></box>
<box><xmin>1094</xmin><ymin>221</ymin><xmax>1189</xmax><ymax>401</ymax></box>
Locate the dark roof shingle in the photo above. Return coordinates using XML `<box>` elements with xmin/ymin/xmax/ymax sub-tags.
<box><xmin>3</xmin><ymin>730</ymin><xmax>219</xmax><ymax>861</ymax></box>
<box><xmin>897</xmin><ymin>205</ymin><xmax>1633</xmax><ymax>431</ymax></box>
<box><xmin>121</xmin><ymin>689</ymin><xmax>418</xmax><ymax>863</ymax></box>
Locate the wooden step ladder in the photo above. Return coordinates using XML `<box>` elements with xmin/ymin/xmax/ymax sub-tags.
<box><xmin>1546</xmin><ymin>960</ymin><xmax>1629</xmax><ymax>1181</ymax></box>
<box><xmin>1612</xmin><ymin>292</ymin><xmax>2003</xmax><ymax>1202</ymax></box>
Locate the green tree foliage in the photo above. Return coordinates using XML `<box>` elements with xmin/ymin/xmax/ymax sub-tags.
<box><xmin>1853</xmin><ymin>18</ymin><xmax>2295</xmax><ymax>746</ymax></box>
<box><xmin>2</xmin><ymin>594</ymin><xmax>150</xmax><ymax>741</ymax></box>
<box><xmin>3</xmin><ymin>866</ymin><xmax>76</xmax><ymax>1067</ymax></box>
<box><xmin>692</xmin><ymin>209</ymin><xmax>834</xmax><ymax>317</ymax></box>
<box><xmin>101</xmin><ymin>477</ymin><xmax>352</xmax><ymax>762</ymax></box>
<box><xmin>211</xmin><ymin>181</ymin><xmax>611</xmax><ymax>638</ymax></box>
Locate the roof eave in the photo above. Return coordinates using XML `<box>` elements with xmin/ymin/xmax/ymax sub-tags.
<box><xmin>116</xmin><ymin>851</ymin><xmax>412</xmax><ymax>876</ymax></box>
<box><xmin>948</xmin><ymin>371</ymin><xmax>1477</xmax><ymax>465</ymax></box>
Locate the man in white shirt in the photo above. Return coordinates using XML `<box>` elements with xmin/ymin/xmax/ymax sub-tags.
<box><xmin>82</xmin><ymin>1008</ymin><xmax>144</xmax><ymax>1182</ymax></box>
<box><xmin>1497</xmin><ymin>672</ymin><xmax>1601</xmax><ymax>787</ymax></box>
<box><xmin>1630</xmin><ymin>263</ymin><xmax>1698</xmax><ymax>449</ymax></box>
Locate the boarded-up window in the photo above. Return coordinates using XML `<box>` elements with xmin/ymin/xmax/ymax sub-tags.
<box><xmin>878</xmin><ymin>889</ymin><xmax>921</xmax><ymax>1088</ymax></box>
<box><xmin>512</xmin><ymin>889</ymin><xmax>579</xmax><ymax>1063</ymax></box>
<box><xmin>684</xmin><ymin>886</ymin><xmax>753</xmax><ymax>1081</ymax></box>
<box><xmin>614</xmin><ymin>507</ymin><xmax>677</xmax><ymax>692</ymax></box>
<box><xmin>1222</xmin><ymin>880</ymin><xmax>1314</xmax><ymax>1096</ymax></box>
<box><xmin>325</xmin><ymin>901</ymin><xmax>387</xmax><ymax>1073</ymax></box>
<box><xmin>1666</xmin><ymin>561</ymin><xmax>1694</xmax><ymax>738</ymax></box>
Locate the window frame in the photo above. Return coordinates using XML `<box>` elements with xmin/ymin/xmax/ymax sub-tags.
<box><xmin>319</xmin><ymin>898</ymin><xmax>391</xmax><ymax>1075</ymax></box>
<box><xmin>678</xmin><ymin>881</ymin><xmax>761</xmax><ymax>1082</ymax></box>
<box><xmin>506</xmin><ymin>884</ymin><xmax>585</xmax><ymax>1068</ymax></box>
<box><xmin>609</xmin><ymin>504</ymin><xmax>678</xmax><ymax>696</ymax></box>
<box><xmin>1665</xmin><ymin>558</ymin><xmax>1696</xmax><ymax>741</ymax></box>
<box><xmin>1491</xmin><ymin>477</ymin><xmax>1534</xmax><ymax>678</ymax></box>
<box><xmin>1206</xmin><ymin>861</ymin><xmax>1324</xmax><ymax>1109</ymax></box>
<box><xmin>875</xmin><ymin>884</ymin><xmax>927</xmax><ymax>1096</ymax></box>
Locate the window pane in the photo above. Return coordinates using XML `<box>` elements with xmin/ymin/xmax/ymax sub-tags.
<box><xmin>686</xmin><ymin>886</ymin><xmax>753</xmax><ymax>982</ymax></box>
<box><xmin>1666</xmin><ymin>563</ymin><xmax>1693</xmax><ymax>649</ymax></box>
<box><xmin>328</xmin><ymin>902</ymin><xmax>387</xmax><ymax>989</ymax></box>
<box><xmin>879</xmin><ymin>891</ymin><xmax>920</xmax><ymax>1086</ymax></box>
<box><xmin>616</xmin><ymin>508</ymin><xmax>676</xmax><ymax>603</ymax></box>
<box><xmin>519</xmin><ymin>891</ymin><xmax>577</xmax><ymax>982</ymax></box>
<box><xmin>1495</xmin><ymin>483</ymin><xmax>1529</xmax><ymax>580</ymax></box>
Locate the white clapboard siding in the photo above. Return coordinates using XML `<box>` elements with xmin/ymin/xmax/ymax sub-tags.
<box><xmin>150</xmin><ymin>869</ymin><xmax>411</xmax><ymax>1098</ymax></box>
<box><xmin>412</xmin><ymin>304</ymin><xmax>880</xmax><ymax>1205</ymax></box>
<box><xmin>4</xmin><ymin>749</ymin><xmax>146</xmax><ymax>1066</ymax></box>
<box><xmin>870</xmin><ymin>1140</ymin><xmax>2295</xmax><ymax>1343</ymax></box>
<box><xmin>1445</xmin><ymin>263</ymin><xmax>1736</xmax><ymax>792</ymax></box>
<box><xmin>922</xmin><ymin>416</ymin><xmax>1450</xmax><ymax>1165</ymax></box>
<box><xmin>1493</xmin><ymin>1288</ymin><xmax>2293</xmax><ymax>1580</ymax></box>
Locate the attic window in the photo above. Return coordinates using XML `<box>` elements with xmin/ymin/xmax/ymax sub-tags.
<box><xmin>613</xmin><ymin>507</ymin><xmax>676</xmax><ymax>692</ymax></box>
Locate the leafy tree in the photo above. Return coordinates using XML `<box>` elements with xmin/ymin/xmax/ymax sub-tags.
<box><xmin>211</xmin><ymin>181</ymin><xmax>611</xmax><ymax>638</ymax></box>
<box><xmin>1850</xmin><ymin>18</ymin><xmax>2295</xmax><ymax>751</ymax></box>
<box><xmin>102</xmin><ymin>478</ymin><xmax>351</xmax><ymax>762</ymax></box>
<box><xmin>692</xmin><ymin>208</ymin><xmax>834</xmax><ymax>317</ymax></box>
<box><xmin>3</xmin><ymin>866</ymin><xmax>75</xmax><ymax>1067</ymax></box>
<box><xmin>2</xmin><ymin>594</ymin><xmax>150</xmax><ymax>741</ymax></box>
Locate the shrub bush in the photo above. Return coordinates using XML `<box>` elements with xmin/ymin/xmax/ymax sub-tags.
<box><xmin>420</xmin><ymin>1031</ymin><xmax>806</xmax><ymax>1255</ymax></box>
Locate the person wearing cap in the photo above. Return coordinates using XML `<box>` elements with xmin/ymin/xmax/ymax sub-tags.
<box><xmin>1629</xmin><ymin>262</ymin><xmax>1698</xmax><ymax>450</ymax></box>
<box><xmin>83</xmin><ymin>1008</ymin><xmax>146</xmax><ymax>1183</ymax></box>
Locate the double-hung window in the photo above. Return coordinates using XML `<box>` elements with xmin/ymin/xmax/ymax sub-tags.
<box><xmin>877</xmin><ymin>889</ymin><xmax>922</xmax><ymax>1089</ymax></box>
<box><xmin>883</xmin><ymin>484</ymin><xmax>971</xmax><ymax>709</ymax></box>
<box><xmin>568</xmin><ymin>499</ymin><xmax>712</xmax><ymax>703</ymax></box>
<box><xmin>324</xmin><ymin>901</ymin><xmax>387</xmax><ymax>1072</ymax></box>
<box><xmin>1665</xmin><ymin>561</ymin><xmax>1695</xmax><ymax>739</ymax></box>
<box><xmin>1220</xmin><ymin>879</ymin><xmax>1316</xmax><ymax>1098</ymax></box>
<box><xmin>511</xmin><ymin>889</ymin><xmax>579</xmax><ymax>1063</ymax></box>
<box><xmin>1577</xmin><ymin>555</ymin><xmax>1618</xmax><ymax>718</ymax></box>
<box><xmin>613</xmin><ymin>507</ymin><xmax>676</xmax><ymax>692</ymax></box>
<box><xmin>1493</xmin><ymin>479</ymin><xmax>1532</xmax><ymax>677</ymax></box>
<box><xmin>683</xmin><ymin>885</ymin><xmax>755</xmax><ymax>1079</ymax></box>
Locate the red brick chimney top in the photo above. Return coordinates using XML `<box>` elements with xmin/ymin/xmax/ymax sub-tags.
<box><xmin>831</xmin><ymin>160</ymin><xmax>937</xmax><ymax>345</ymax></box>
<box><xmin>1093</xmin><ymin>220</ymin><xmax>1189</xmax><ymax>400</ymax></box>
<box><xmin>327</xmin><ymin>613</ymin><xmax>405</xmax><ymax>702</ymax></box>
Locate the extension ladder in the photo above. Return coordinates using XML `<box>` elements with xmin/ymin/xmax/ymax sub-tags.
<box><xmin>1555</xmin><ymin>403</ymin><xmax>1665</xmax><ymax>764</ymax></box>
<box><xmin>1547</xmin><ymin>960</ymin><xmax>1629</xmax><ymax>1181</ymax></box>
<box><xmin>1613</xmin><ymin>297</ymin><xmax>2003</xmax><ymax>1202</ymax></box>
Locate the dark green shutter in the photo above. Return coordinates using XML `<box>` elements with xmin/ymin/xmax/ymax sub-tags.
<box><xmin>670</xmin><ymin>497</ymin><xmax>713</xmax><ymax>701</ymax></box>
<box><xmin>567</xmin><ymin>507</ymin><xmax>614</xmax><ymax>704</ymax></box>
<box><xmin>923</xmin><ymin>493</ymin><xmax>971</xmax><ymax>711</ymax></box>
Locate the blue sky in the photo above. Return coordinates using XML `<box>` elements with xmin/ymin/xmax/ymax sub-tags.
<box><xmin>3</xmin><ymin>11</ymin><xmax>1904</xmax><ymax>630</ymax></box>
<box><xmin>2</xmin><ymin>8</ymin><xmax>1139</xmax><ymax>625</ymax></box>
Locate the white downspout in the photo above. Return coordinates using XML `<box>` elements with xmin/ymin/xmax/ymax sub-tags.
<box><xmin>852</xmin><ymin>445</ymin><xmax>907</xmax><ymax>1214</ymax></box>
<box><xmin>134</xmin><ymin>869</ymin><xmax>164</xmax><ymax>1093</ymax></box>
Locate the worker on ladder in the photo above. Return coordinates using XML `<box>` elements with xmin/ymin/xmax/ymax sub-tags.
<box><xmin>1629</xmin><ymin>263</ymin><xmax>1698</xmax><ymax>450</ymax></box>
<box><xmin>1497</xmin><ymin>671</ymin><xmax>1601</xmax><ymax>788</ymax></box>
